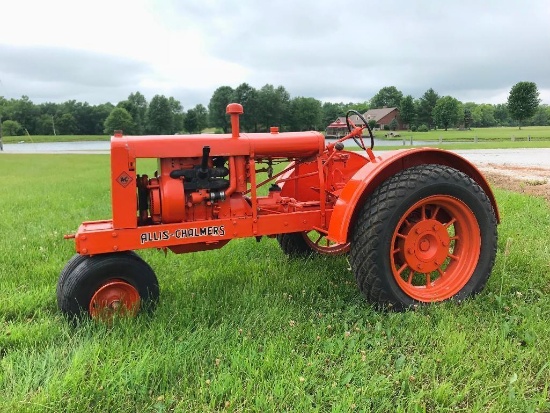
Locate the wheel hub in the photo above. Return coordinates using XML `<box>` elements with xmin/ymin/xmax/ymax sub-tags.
<box><xmin>403</xmin><ymin>219</ymin><xmax>450</xmax><ymax>273</ymax></box>
<box><xmin>89</xmin><ymin>280</ymin><xmax>140</xmax><ymax>320</ymax></box>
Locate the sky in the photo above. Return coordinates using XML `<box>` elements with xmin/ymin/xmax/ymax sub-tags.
<box><xmin>0</xmin><ymin>0</ymin><xmax>549</xmax><ymax>109</ymax></box>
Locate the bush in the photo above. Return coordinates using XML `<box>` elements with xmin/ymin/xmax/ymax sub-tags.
<box><xmin>368</xmin><ymin>119</ymin><xmax>377</xmax><ymax>130</ymax></box>
<box><xmin>417</xmin><ymin>124</ymin><xmax>429</xmax><ymax>132</ymax></box>
<box><xmin>411</xmin><ymin>125</ymin><xmax>417</xmax><ymax>132</ymax></box>
<box><xmin>1</xmin><ymin>120</ymin><xmax>23</xmax><ymax>136</ymax></box>
<box><xmin>383</xmin><ymin>125</ymin><xmax>390</xmax><ymax>131</ymax></box>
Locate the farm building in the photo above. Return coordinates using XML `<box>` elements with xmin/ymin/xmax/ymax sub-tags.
<box><xmin>325</xmin><ymin>119</ymin><xmax>349</xmax><ymax>139</ymax></box>
<box><xmin>364</xmin><ymin>107</ymin><xmax>403</xmax><ymax>130</ymax></box>
<box><xmin>325</xmin><ymin>107</ymin><xmax>403</xmax><ymax>136</ymax></box>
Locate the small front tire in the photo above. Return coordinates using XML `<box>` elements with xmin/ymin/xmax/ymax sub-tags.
<box><xmin>58</xmin><ymin>252</ymin><xmax>159</xmax><ymax>321</ymax></box>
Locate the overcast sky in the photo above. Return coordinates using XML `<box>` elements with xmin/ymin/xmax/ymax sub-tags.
<box><xmin>1</xmin><ymin>0</ymin><xmax>549</xmax><ymax>109</ymax></box>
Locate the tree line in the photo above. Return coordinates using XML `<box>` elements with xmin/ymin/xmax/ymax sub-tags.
<box><xmin>0</xmin><ymin>82</ymin><xmax>547</xmax><ymax>136</ymax></box>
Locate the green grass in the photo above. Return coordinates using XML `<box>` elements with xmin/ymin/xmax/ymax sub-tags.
<box><xmin>0</xmin><ymin>154</ymin><xmax>549</xmax><ymax>412</ymax></box>
<box><xmin>1</xmin><ymin>135</ymin><xmax>110</xmax><ymax>144</ymax></box>
<box><xmin>381</xmin><ymin>126</ymin><xmax>550</xmax><ymax>142</ymax></box>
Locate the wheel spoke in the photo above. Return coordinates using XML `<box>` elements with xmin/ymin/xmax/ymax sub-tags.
<box><xmin>431</xmin><ymin>205</ymin><xmax>441</xmax><ymax>220</ymax></box>
<box><xmin>421</xmin><ymin>205</ymin><xmax>427</xmax><ymax>220</ymax></box>
<box><xmin>444</xmin><ymin>217</ymin><xmax>457</xmax><ymax>228</ymax></box>
<box><xmin>407</xmin><ymin>270</ymin><xmax>414</xmax><ymax>284</ymax></box>
<box><xmin>397</xmin><ymin>263</ymin><xmax>409</xmax><ymax>276</ymax></box>
<box><xmin>396</xmin><ymin>232</ymin><xmax>407</xmax><ymax>240</ymax></box>
<box><xmin>314</xmin><ymin>233</ymin><xmax>323</xmax><ymax>245</ymax></box>
<box><xmin>426</xmin><ymin>273</ymin><xmax>431</xmax><ymax>287</ymax></box>
<box><xmin>448</xmin><ymin>253</ymin><xmax>459</xmax><ymax>261</ymax></box>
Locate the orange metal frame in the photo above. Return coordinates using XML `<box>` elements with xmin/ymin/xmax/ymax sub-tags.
<box><xmin>68</xmin><ymin>104</ymin><xmax>499</xmax><ymax>256</ymax></box>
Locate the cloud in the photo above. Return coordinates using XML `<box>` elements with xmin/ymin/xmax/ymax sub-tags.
<box><xmin>1</xmin><ymin>0</ymin><xmax>549</xmax><ymax>106</ymax></box>
<box><xmin>168</xmin><ymin>0</ymin><xmax>550</xmax><ymax>103</ymax></box>
<box><xmin>0</xmin><ymin>45</ymin><xmax>154</xmax><ymax>103</ymax></box>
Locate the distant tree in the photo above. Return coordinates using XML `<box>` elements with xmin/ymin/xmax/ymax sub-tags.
<box><xmin>57</xmin><ymin>113</ymin><xmax>79</xmax><ymax>135</ymax></box>
<box><xmin>118</xmin><ymin>92</ymin><xmax>148</xmax><ymax>134</ymax></box>
<box><xmin>91</xmin><ymin>103</ymin><xmax>115</xmax><ymax>134</ymax></box>
<box><xmin>432</xmin><ymin>96</ymin><xmax>462</xmax><ymax>131</ymax></box>
<box><xmin>493</xmin><ymin>103</ymin><xmax>510</xmax><ymax>126</ymax></box>
<box><xmin>168</xmin><ymin>97</ymin><xmax>184</xmax><ymax>133</ymax></box>
<box><xmin>463</xmin><ymin>102</ymin><xmax>479</xmax><ymax>126</ymax></box>
<box><xmin>194</xmin><ymin>104</ymin><xmax>209</xmax><ymax>132</ymax></box>
<box><xmin>370</xmin><ymin>86</ymin><xmax>403</xmax><ymax>109</ymax></box>
<box><xmin>472</xmin><ymin>104</ymin><xmax>496</xmax><ymax>127</ymax></box>
<box><xmin>463</xmin><ymin>108</ymin><xmax>473</xmax><ymax>129</ymax></box>
<box><xmin>399</xmin><ymin>95</ymin><xmax>416</xmax><ymax>128</ymax></box>
<box><xmin>127</xmin><ymin>92</ymin><xmax>148</xmax><ymax>133</ymax></box>
<box><xmin>183</xmin><ymin>108</ymin><xmax>199</xmax><ymax>133</ymax></box>
<box><xmin>209</xmin><ymin>86</ymin><xmax>234</xmax><ymax>133</ymax></box>
<box><xmin>232</xmin><ymin>83</ymin><xmax>259</xmax><ymax>132</ymax></box>
<box><xmin>507</xmin><ymin>81</ymin><xmax>540</xmax><ymax>129</ymax></box>
<box><xmin>36</xmin><ymin>114</ymin><xmax>55</xmax><ymax>135</ymax></box>
<box><xmin>321</xmin><ymin>102</ymin><xmax>345</xmax><ymax>127</ymax></box>
<box><xmin>389</xmin><ymin>118</ymin><xmax>399</xmax><ymax>131</ymax></box>
<box><xmin>344</xmin><ymin>101</ymin><xmax>370</xmax><ymax>113</ymax></box>
<box><xmin>146</xmin><ymin>95</ymin><xmax>173</xmax><ymax>134</ymax></box>
<box><xmin>1</xmin><ymin>119</ymin><xmax>22</xmax><ymax>136</ymax></box>
<box><xmin>417</xmin><ymin>88</ymin><xmax>440</xmax><ymax>129</ymax></box>
<box><xmin>530</xmin><ymin>104</ymin><xmax>549</xmax><ymax>126</ymax></box>
<box><xmin>288</xmin><ymin>97</ymin><xmax>323</xmax><ymax>131</ymax></box>
<box><xmin>10</xmin><ymin>95</ymin><xmax>39</xmax><ymax>134</ymax></box>
<box><xmin>104</xmin><ymin>107</ymin><xmax>135</xmax><ymax>134</ymax></box>
<box><xmin>257</xmin><ymin>84</ymin><xmax>290</xmax><ymax>131</ymax></box>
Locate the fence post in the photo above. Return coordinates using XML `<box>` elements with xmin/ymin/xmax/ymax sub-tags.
<box><xmin>439</xmin><ymin>136</ymin><xmax>442</xmax><ymax>144</ymax></box>
<box><xmin>410</xmin><ymin>136</ymin><xmax>413</xmax><ymax>146</ymax></box>
<box><xmin>528</xmin><ymin>135</ymin><xmax>531</xmax><ymax>142</ymax></box>
<box><xmin>402</xmin><ymin>138</ymin><xmax>405</xmax><ymax>146</ymax></box>
<box><xmin>511</xmin><ymin>135</ymin><xmax>515</xmax><ymax>142</ymax></box>
<box><xmin>474</xmin><ymin>136</ymin><xmax>478</xmax><ymax>143</ymax></box>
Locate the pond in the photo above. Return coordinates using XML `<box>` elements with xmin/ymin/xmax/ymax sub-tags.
<box><xmin>0</xmin><ymin>137</ymin><xmax>431</xmax><ymax>154</ymax></box>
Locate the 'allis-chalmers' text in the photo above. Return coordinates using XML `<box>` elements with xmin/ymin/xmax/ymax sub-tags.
<box><xmin>140</xmin><ymin>226</ymin><xmax>225</xmax><ymax>244</ymax></box>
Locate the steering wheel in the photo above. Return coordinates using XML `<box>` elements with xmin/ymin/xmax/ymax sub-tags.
<box><xmin>345</xmin><ymin>110</ymin><xmax>375</xmax><ymax>150</ymax></box>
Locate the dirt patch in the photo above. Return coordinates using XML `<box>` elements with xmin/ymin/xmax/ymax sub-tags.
<box><xmin>477</xmin><ymin>164</ymin><xmax>550</xmax><ymax>203</ymax></box>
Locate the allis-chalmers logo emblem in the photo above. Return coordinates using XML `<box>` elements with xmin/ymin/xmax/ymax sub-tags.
<box><xmin>116</xmin><ymin>172</ymin><xmax>133</xmax><ymax>188</ymax></box>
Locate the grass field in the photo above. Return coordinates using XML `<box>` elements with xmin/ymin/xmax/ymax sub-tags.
<box><xmin>1</xmin><ymin>135</ymin><xmax>111</xmax><ymax>144</ymax></box>
<box><xmin>380</xmin><ymin>126</ymin><xmax>550</xmax><ymax>142</ymax></box>
<box><xmin>0</xmin><ymin>154</ymin><xmax>549</xmax><ymax>412</ymax></box>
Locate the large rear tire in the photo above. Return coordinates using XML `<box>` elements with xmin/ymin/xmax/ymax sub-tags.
<box><xmin>58</xmin><ymin>252</ymin><xmax>159</xmax><ymax>321</ymax></box>
<box><xmin>350</xmin><ymin>164</ymin><xmax>497</xmax><ymax>310</ymax></box>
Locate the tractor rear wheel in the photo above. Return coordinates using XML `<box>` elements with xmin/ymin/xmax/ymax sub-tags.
<box><xmin>350</xmin><ymin>164</ymin><xmax>497</xmax><ymax>310</ymax></box>
<box><xmin>58</xmin><ymin>252</ymin><xmax>159</xmax><ymax>321</ymax></box>
<box><xmin>277</xmin><ymin>230</ymin><xmax>349</xmax><ymax>256</ymax></box>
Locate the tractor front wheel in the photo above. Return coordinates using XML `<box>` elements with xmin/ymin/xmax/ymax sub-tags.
<box><xmin>57</xmin><ymin>252</ymin><xmax>159</xmax><ymax>321</ymax></box>
<box><xmin>350</xmin><ymin>164</ymin><xmax>497</xmax><ymax>310</ymax></box>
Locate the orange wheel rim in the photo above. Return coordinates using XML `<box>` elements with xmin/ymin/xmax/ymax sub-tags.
<box><xmin>303</xmin><ymin>230</ymin><xmax>350</xmax><ymax>255</ymax></box>
<box><xmin>390</xmin><ymin>195</ymin><xmax>480</xmax><ymax>302</ymax></box>
<box><xmin>89</xmin><ymin>279</ymin><xmax>140</xmax><ymax>320</ymax></box>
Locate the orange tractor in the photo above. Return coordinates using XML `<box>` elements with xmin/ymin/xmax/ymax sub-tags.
<box><xmin>58</xmin><ymin>104</ymin><xmax>499</xmax><ymax>320</ymax></box>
